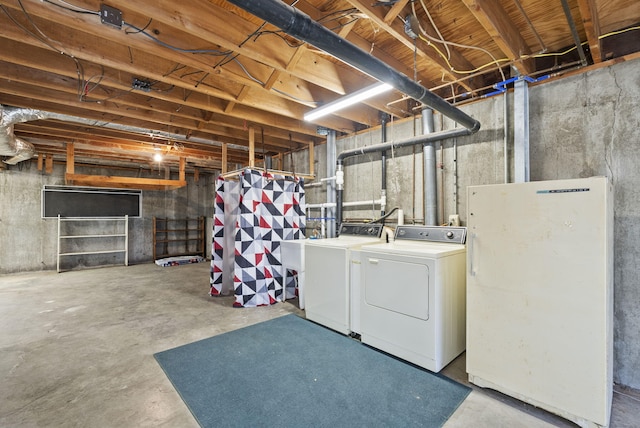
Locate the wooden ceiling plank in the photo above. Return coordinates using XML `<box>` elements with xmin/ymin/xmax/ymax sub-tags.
<box><xmin>6</xmin><ymin>0</ymin><xmax>321</xmax><ymax>111</ymax></box>
<box><xmin>345</xmin><ymin>0</ymin><xmax>475</xmax><ymax>91</ymax></box>
<box><xmin>0</xmin><ymin>9</ymin><xmax>331</xmax><ymax>136</ymax></box>
<box><xmin>0</xmin><ymin>40</ymin><xmax>321</xmax><ymax>140</ymax></box>
<box><xmin>82</xmin><ymin>0</ymin><xmax>347</xmax><ymax>94</ymax></box>
<box><xmin>460</xmin><ymin>0</ymin><xmax>534</xmax><ymax>74</ymax></box>
<box><xmin>0</xmin><ymin>53</ymin><xmax>319</xmax><ymax>149</ymax></box>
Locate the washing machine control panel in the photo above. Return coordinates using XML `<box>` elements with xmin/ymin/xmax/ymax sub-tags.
<box><xmin>339</xmin><ymin>223</ymin><xmax>383</xmax><ymax>237</ymax></box>
<box><xmin>395</xmin><ymin>226</ymin><xmax>467</xmax><ymax>244</ymax></box>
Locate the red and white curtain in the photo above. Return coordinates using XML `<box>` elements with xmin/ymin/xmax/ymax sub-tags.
<box><xmin>210</xmin><ymin>169</ymin><xmax>305</xmax><ymax>307</ymax></box>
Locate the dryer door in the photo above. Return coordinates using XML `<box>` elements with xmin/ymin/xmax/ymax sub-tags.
<box><xmin>364</xmin><ymin>256</ymin><xmax>430</xmax><ymax>320</ymax></box>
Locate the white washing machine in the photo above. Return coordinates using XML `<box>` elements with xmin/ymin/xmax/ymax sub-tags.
<box><xmin>359</xmin><ymin>226</ymin><xmax>467</xmax><ymax>373</ymax></box>
<box><xmin>304</xmin><ymin>223</ymin><xmax>385</xmax><ymax>335</ymax></box>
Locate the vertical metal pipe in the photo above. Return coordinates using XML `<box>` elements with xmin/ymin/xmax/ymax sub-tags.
<box><xmin>380</xmin><ymin>113</ymin><xmax>388</xmax><ymax>217</ymax></box>
<box><xmin>503</xmin><ymin>92</ymin><xmax>509</xmax><ymax>183</ymax></box>
<box><xmin>514</xmin><ymin>78</ymin><xmax>530</xmax><ymax>182</ymax></box>
<box><xmin>327</xmin><ymin>130</ymin><xmax>337</xmax><ymax>237</ymax></box>
<box><xmin>422</xmin><ymin>108</ymin><xmax>437</xmax><ymax>225</ymax></box>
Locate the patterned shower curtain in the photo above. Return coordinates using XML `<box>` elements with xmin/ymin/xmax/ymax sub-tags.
<box><xmin>210</xmin><ymin>169</ymin><xmax>305</xmax><ymax>307</ymax></box>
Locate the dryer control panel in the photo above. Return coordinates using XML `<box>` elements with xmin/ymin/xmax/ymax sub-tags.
<box><xmin>339</xmin><ymin>223</ymin><xmax>383</xmax><ymax>237</ymax></box>
<box><xmin>395</xmin><ymin>226</ymin><xmax>467</xmax><ymax>244</ymax></box>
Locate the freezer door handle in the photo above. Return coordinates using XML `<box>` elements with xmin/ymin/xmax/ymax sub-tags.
<box><xmin>368</xmin><ymin>258</ymin><xmax>379</xmax><ymax>264</ymax></box>
<box><xmin>469</xmin><ymin>232</ymin><xmax>476</xmax><ymax>276</ymax></box>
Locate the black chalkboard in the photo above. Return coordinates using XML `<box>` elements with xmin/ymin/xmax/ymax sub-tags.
<box><xmin>42</xmin><ymin>186</ymin><xmax>142</xmax><ymax>218</ymax></box>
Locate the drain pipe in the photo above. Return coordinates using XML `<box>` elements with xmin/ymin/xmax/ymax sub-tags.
<box><xmin>422</xmin><ymin>108</ymin><xmax>437</xmax><ymax>226</ymax></box>
<box><xmin>380</xmin><ymin>113</ymin><xmax>389</xmax><ymax>217</ymax></box>
<box><xmin>228</xmin><ymin>0</ymin><xmax>481</xmax><ymax>134</ymax></box>
<box><xmin>326</xmin><ymin>130</ymin><xmax>337</xmax><ymax>238</ymax></box>
<box><xmin>335</xmin><ymin>126</ymin><xmax>474</xmax><ymax>226</ymax></box>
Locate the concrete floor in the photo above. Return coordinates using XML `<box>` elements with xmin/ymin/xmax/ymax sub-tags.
<box><xmin>1</xmin><ymin>263</ymin><xmax>638</xmax><ymax>427</ymax></box>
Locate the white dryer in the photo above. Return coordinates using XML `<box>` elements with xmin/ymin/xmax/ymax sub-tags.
<box><xmin>359</xmin><ymin>226</ymin><xmax>466</xmax><ymax>373</ymax></box>
<box><xmin>304</xmin><ymin>223</ymin><xmax>384</xmax><ymax>335</ymax></box>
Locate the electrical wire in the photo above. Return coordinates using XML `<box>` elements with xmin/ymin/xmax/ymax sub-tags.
<box><xmin>42</xmin><ymin>0</ymin><xmax>99</xmax><ymax>15</ymax></box>
<box><xmin>413</xmin><ymin>0</ymin><xmax>450</xmax><ymax>60</ymax></box>
<box><xmin>410</xmin><ymin>2</ymin><xmax>508</xmax><ymax>81</ymax></box>
<box><xmin>123</xmin><ymin>21</ymin><xmax>233</xmax><ymax>56</ymax></box>
<box><xmin>2</xmin><ymin>1</ymin><xmax>86</xmax><ymax>101</ymax></box>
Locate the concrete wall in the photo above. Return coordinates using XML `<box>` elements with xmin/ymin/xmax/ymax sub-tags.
<box><xmin>305</xmin><ymin>58</ymin><xmax>640</xmax><ymax>389</ymax></box>
<box><xmin>0</xmin><ymin>162</ymin><xmax>215</xmax><ymax>273</ymax></box>
<box><xmin>1</xmin><ymin>58</ymin><xmax>638</xmax><ymax>389</ymax></box>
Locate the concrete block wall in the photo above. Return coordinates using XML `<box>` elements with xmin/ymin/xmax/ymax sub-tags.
<box><xmin>0</xmin><ymin>162</ymin><xmax>215</xmax><ymax>273</ymax></box>
<box><xmin>305</xmin><ymin>58</ymin><xmax>640</xmax><ymax>389</ymax></box>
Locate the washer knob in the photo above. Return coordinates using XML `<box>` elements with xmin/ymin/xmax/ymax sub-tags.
<box><xmin>446</xmin><ymin>231</ymin><xmax>454</xmax><ymax>239</ymax></box>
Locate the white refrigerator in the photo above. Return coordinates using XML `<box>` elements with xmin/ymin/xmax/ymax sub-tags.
<box><xmin>466</xmin><ymin>177</ymin><xmax>613</xmax><ymax>428</ymax></box>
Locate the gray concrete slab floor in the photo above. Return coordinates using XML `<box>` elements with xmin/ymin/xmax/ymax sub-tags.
<box><xmin>1</xmin><ymin>263</ymin><xmax>638</xmax><ymax>427</ymax></box>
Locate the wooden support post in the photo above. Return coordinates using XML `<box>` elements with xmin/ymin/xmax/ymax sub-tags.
<box><xmin>179</xmin><ymin>157</ymin><xmax>186</xmax><ymax>182</ymax></box>
<box><xmin>37</xmin><ymin>153</ymin><xmax>44</xmax><ymax>171</ymax></box>
<box><xmin>45</xmin><ymin>155</ymin><xmax>53</xmax><ymax>174</ymax></box>
<box><xmin>194</xmin><ymin>167</ymin><xmax>199</xmax><ymax>182</ymax></box>
<box><xmin>66</xmin><ymin>142</ymin><xmax>74</xmax><ymax>175</ymax></box>
<box><xmin>249</xmin><ymin>127</ymin><xmax>255</xmax><ymax>168</ymax></box>
<box><xmin>222</xmin><ymin>143</ymin><xmax>228</xmax><ymax>174</ymax></box>
<box><xmin>308</xmin><ymin>142</ymin><xmax>315</xmax><ymax>177</ymax></box>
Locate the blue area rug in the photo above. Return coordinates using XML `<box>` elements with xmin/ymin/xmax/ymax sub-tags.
<box><xmin>154</xmin><ymin>314</ymin><xmax>470</xmax><ymax>428</ymax></box>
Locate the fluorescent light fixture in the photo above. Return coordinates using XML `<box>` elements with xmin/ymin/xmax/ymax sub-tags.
<box><xmin>304</xmin><ymin>82</ymin><xmax>393</xmax><ymax>122</ymax></box>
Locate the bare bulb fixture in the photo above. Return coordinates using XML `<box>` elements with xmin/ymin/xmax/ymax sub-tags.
<box><xmin>153</xmin><ymin>153</ymin><xmax>163</xmax><ymax>162</ymax></box>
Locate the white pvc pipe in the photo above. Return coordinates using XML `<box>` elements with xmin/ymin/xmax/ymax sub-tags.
<box><xmin>307</xmin><ymin>199</ymin><xmax>382</xmax><ymax>209</ymax></box>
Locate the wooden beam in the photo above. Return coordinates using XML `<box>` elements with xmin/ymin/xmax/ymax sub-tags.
<box><xmin>65</xmin><ymin>173</ymin><xmax>187</xmax><ymax>190</ymax></box>
<box><xmin>222</xmin><ymin>143</ymin><xmax>228</xmax><ymax>174</ymax></box>
<box><xmin>460</xmin><ymin>0</ymin><xmax>534</xmax><ymax>74</ymax></box>
<box><xmin>248</xmin><ymin>127</ymin><xmax>255</xmax><ymax>168</ymax></box>
<box><xmin>346</xmin><ymin>0</ymin><xmax>475</xmax><ymax>91</ymax></box>
<box><xmin>384</xmin><ymin>0</ymin><xmax>410</xmax><ymax>26</ymax></box>
<box><xmin>66</xmin><ymin>142</ymin><xmax>74</xmax><ymax>175</ymax></box>
<box><xmin>45</xmin><ymin>155</ymin><xmax>54</xmax><ymax>174</ymax></box>
<box><xmin>179</xmin><ymin>157</ymin><xmax>186</xmax><ymax>182</ymax></box>
<box><xmin>194</xmin><ymin>167</ymin><xmax>199</xmax><ymax>182</ymax></box>
<box><xmin>308</xmin><ymin>142</ymin><xmax>315</xmax><ymax>177</ymax></box>
<box><xmin>94</xmin><ymin>0</ymin><xmax>347</xmax><ymax>95</ymax></box>
<box><xmin>0</xmin><ymin>13</ymin><xmax>324</xmax><ymax>140</ymax></box>
<box><xmin>576</xmin><ymin>0</ymin><xmax>602</xmax><ymax>63</ymax></box>
<box><xmin>37</xmin><ymin>153</ymin><xmax>44</xmax><ymax>171</ymax></box>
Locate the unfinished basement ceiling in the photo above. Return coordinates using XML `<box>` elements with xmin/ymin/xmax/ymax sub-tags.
<box><xmin>0</xmin><ymin>0</ymin><xmax>638</xmax><ymax>175</ymax></box>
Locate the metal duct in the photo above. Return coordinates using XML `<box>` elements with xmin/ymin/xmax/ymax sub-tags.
<box><xmin>0</xmin><ymin>104</ymin><xmax>253</xmax><ymax>166</ymax></box>
<box><xmin>0</xmin><ymin>106</ymin><xmax>49</xmax><ymax>165</ymax></box>
<box><xmin>227</xmin><ymin>0</ymin><xmax>481</xmax><ymax>133</ymax></box>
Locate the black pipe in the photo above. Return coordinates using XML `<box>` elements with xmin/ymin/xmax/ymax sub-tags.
<box><xmin>228</xmin><ymin>0</ymin><xmax>481</xmax><ymax>133</ymax></box>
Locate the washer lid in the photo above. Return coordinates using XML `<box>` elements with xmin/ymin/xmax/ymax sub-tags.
<box><xmin>305</xmin><ymin>235</ymin><xmax>384</xmax><ymax>248</ymax></box>
<box><xmin>361</xmin><ymin>240</ymin><xmax>466</xmax><ymax>257</ymax></box>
